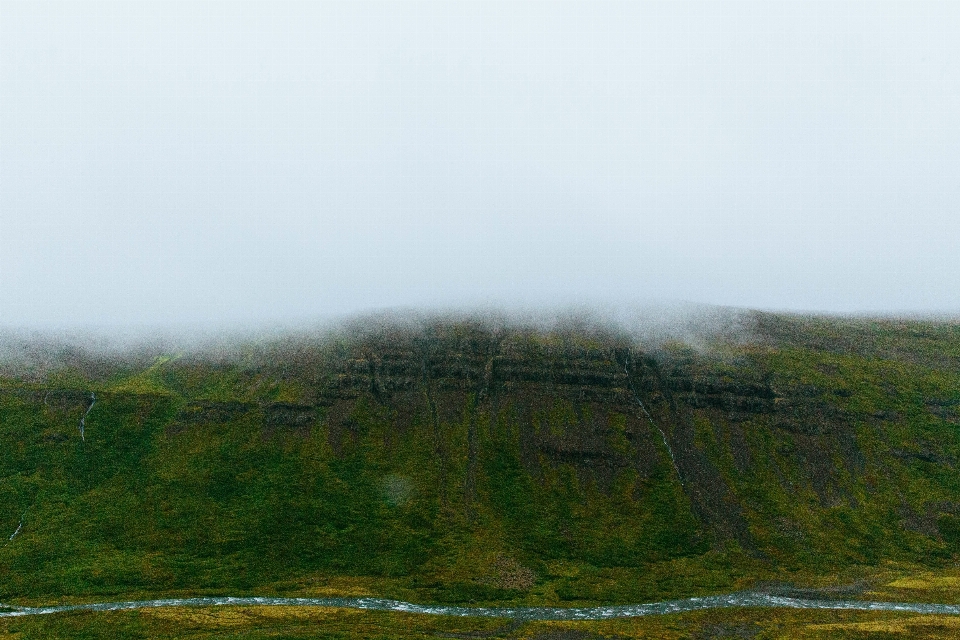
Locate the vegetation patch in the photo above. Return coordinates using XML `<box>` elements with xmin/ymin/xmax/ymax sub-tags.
<box><xmin>3</xmin><ymin>311</ymin><xmax>960</xmax><ymax>636</ymax></box>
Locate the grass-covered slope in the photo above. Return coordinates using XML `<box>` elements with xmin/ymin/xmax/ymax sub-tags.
<box><xmin>2</xmin><ymin>311</ymin><xmax>960</xmax><ymax>607</ymax></box>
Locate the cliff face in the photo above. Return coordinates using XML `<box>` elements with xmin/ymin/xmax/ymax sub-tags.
<box><xmin>2</xmin><ymin>313</ymin><xmax>960</xmax><ymax>604</ymax></box>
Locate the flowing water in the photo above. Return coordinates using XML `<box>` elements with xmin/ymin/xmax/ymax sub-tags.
<box><xmin>2</xmin><ymin>592</ymin><xmax>959</xmax><ymax>620</ymax></box>
<box><xmin>78</xmin><ymin>392</ymin><xmax>95</xmax><ymax>442</ymax></box>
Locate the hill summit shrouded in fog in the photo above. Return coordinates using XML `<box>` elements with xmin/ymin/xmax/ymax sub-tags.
<box><xmin>3</xmin><ymin>308</ymin><xmax>960</xmax><ymax>631</ymax></box>
<box><xmin>0</xmin><ymin>313</ymin><xmax>960</xmax><ymax>602</ymax></box>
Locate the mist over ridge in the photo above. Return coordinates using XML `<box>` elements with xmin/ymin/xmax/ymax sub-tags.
<box><xmin>2</xmin><ymin>301</ymin><xmax>959</xmax><ymax>384</ymax></box>
<box><xmin>0</xmin><ymin>301</ymin><xmax>741</xmax><ymax>373</ymax></box>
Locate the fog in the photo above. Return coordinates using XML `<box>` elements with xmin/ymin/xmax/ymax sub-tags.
<box><xmin>2</xmin><ymin>1</ymin><xmax>959</xmax><ymax>329</ymax></box>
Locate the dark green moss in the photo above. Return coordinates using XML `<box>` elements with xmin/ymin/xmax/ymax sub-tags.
<box><xmin>3</xmin><ymin>312</ymin><xmax>960</xmax><ymax>607</ymax></box>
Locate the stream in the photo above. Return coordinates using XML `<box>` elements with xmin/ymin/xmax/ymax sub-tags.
<box><xmin>2</xmin><ymin>592</ymin><xmax>960</xmax><ymax>620</ymax></box>
<box><xmin>78</xmin><ymin>392</ymin><xmax>95</xmax><ymax>442</ymax></box>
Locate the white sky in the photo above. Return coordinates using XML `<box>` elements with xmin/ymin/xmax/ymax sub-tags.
<box><xmin>1</xmin><ymin>1</ymin><xmax>959</xmax><ymax>328</ymax></box>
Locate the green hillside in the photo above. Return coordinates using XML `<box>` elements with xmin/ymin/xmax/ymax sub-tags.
<box><xmin>2</xmin><ymin>310</ymin><xmax>960</xmax><ymax>617</ymax></box>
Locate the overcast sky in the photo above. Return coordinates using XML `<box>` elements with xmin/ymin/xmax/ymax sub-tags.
<box><xmin>1</xmin><ymin>1</ymin><xmax>959</xmax><ymax>328</ymax></box>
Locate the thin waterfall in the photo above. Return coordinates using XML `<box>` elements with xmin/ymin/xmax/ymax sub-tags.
<box><xmin>79</xmin><ymin>392</ymin><xmax>96</xmax><ymax>442</ymax></box>
<box><xmin>621</xmin><ymin>354</ymin><xmax>683</xmax><ymax>485</ymax></box>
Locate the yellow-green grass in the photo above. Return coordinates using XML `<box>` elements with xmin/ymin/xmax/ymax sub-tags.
<box><xmin>3</xmin><ymin>312</ymin><xmax>960</xmax><ymax>629</ymax></box>
<box><xmin>7</xmin><ymin>606</ymin><xmax>960</xmax><ymax>639</ymax></box>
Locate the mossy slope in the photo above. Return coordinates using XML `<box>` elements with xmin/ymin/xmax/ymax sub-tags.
<box><xmin>2</xmin><ymin>312</ymin><xmax>960</xmax><ymax>606</ymax></box>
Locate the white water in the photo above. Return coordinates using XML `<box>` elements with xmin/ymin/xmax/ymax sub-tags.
<box><xmin>621</xmin><ymin>358</ymin><xmax>682</xmax><ymax>484</ymax></box>
<box><xmin>1</xmin><ymin>592</ymin><xmax>959</xmax><ymax>620</ymax></box>
<box><xmin>1</xmin><ymin>510</ymin><xmax>26</xmax><ymax>549</ymax></box>
<box><xmin>78</xmin><ymin>392</ymin><xmax>95</xmax><ymax>442</ymax></box>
